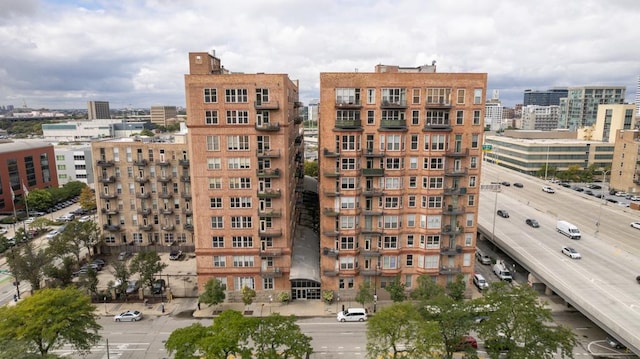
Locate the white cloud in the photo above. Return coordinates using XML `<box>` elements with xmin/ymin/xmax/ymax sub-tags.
<box><xmin>0</xmin><ymin>0</ymin><xmax>639</xmax><ymax>109</ymax></box>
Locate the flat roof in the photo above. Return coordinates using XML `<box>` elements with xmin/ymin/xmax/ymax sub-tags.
<box><xmin>0</xmin><ymin>140</ymin><xmax>53</xmax><ymax>154</ymax></box>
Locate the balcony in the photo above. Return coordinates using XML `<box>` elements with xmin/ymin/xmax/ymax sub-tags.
<box><xmin>257</xmin><ymin>189</ymin><xmax>281</xmax><ymax>199</ymax></box>
<box><xmin>160</xmin><ymin>208</ymin><xmax>174</xmax><ymax>215</ymax></box>
<box><xmin>444</xmin><ymin>167</ymin><xmax>468</xmax><ymax>177</ymax></box>
<box><xmin>101</xmin><ymin>208</ymin><xmax>119</xmax><ymax>215</ymax></box>
<box><xmin>294</xmin><ymin>116</ymin><xmax>303</xmax><ymax>125</ymax></box>
<box><xmin>423</xmin><ymin>121</ymin><xmax>452</xmax><ymax>131</ymax></box>
<box><xmin>161</xmin><ymin>224</ymin><xmax>175</xmax><ymax>231</ymax></box>
<box><xmin>258</xmin><ymin>209</ymin><xmax>282</xmax><ymax>218</ymax></box>
<box><xmin>254</xmin><ymin>101</ymin><xmax>279</xmax><ymax>110</ymax></box>
<box><xmin>361</xmin><ymin>168</ymin><xmax>384</xmax><ymax>177</ymax></box>
<box><xmin>180</xmin><ymin>176</ymin><xmax>191</xmax><ymax>183</ymax></box>
<box><xmin>335</xmin><ymin>120</ymin><xmax>362</xmax><ymax>130</ymax></box>
<box><xmin>135</xmin><ymin>176</ymin><xmax>149</xmax><ymax>184</ymax></box>
<box><xmin>324</xmin><ymin>190</ymin><xmax>340</xmax><ymax>197</ymax></box>
<box><xmin>323</xmin><ymin>269</ymin><xmax>338</xmax><ymax>277</ymax></box>
<box><xmin>255</xmin><ymin>122</ymin><xmax>281</xmax><ymax>131</ymax></box>
<box><xmin>443</xmin><ymin>187</ymin><xmax>467</xmax><ymax>196</ymax></box>
<box><xmin>157</xmin><ymin>175</ymin><xmax>173</xmax><ymax>183</ymax></box>
<box><xmin>96</xmin><ymin>160</ymin><xmax>115</xmax><ymax>167</ymax></box>
<box><xmin>335</xmin><ymin>100</ymin><xmax>362</xmax><ymax>109</ymax></box>
<box><xmin>441</xmin><ymin>246</ymin><xmax>462</xmax><ymax>256</ymax></box>
<box><xmin>425</xmin><ymin>100</ymin><xmax>452</xmax><ymax>109</ymax></box>
<box><xmin>443</xmin><ymin>205</ymin><xmax>465</xmax><ymax>215</ymax></box>
<box><xmin>445</xmin><ymin>148</ymin><xmax>469</xmax><ymax>157</ymax></box>
<box><xmin>322</xmin><ymin>230</ymin><xmax>339</xmax><ymax>237</ymax></box>
<box><xmin>181</xmin><ymin>192</ymin><xmax>192</xmax><ymax>199</ymax></box>
<box><xmin>363</xmin><ymin>188</ymin><xmax>384</xmax><ymax>197</ymax></box>
<box><xmin>441</xmin><ymin>225</ymin><xmax>463</xmax><ymax>236</ymax></box>
<box><xmin>184</xmin><ymin>223</ymin><xmax>194</xmax><ymax>231</ymax></box>
<box><xmin>256</xmin><ymin>169</ymin><xmax>280</xmax><ymax>178</ymax></box>
<box><xmin>363</xmin><ymin>209</ymin><xmax>383</xmax><ymax>216</ymax></box>
<box><xmin>361</xmin><ymin>227</ymin><xmax>383</xmax><ymax>235</ymax></box>
<box><xmin>323</xmin><ymin>208</ymin><xmax>339</xmax><ymax>217</ymax></box>
<box><xmin>137</xmin><ymin>208</ymin><xmax>152</xmax><ymax>215</ymax></box>
<box><xmin>156</xmin><ymin>159</ymin><xmax>171</xmax><ymax>167</ymax></box>
<box><xmin>133</xmin><ymin>159</ymin><xmax>148</xmax><ymax>167</ymax></box>
<box><xmin>256</xmin><ymin>149</ymin><xmax>281</xmax><ymax>158</ymax></box>
<box><xmin>323</xmin><ymin>148</ymin><xmax>339</xmax><ymax>158</ymax></box>
<box><xmin>136</xmin><ymin>192</ymin><xmax>151</xmax><ymax>199</ymax></box>
<box><xmin>360</xmin><ymin>268</ymin><xmax>381</xmax><ymax>276</ymax></box>
<box><xmin>294</xmin><ymin>101</ymin><xmax>303</xmax><ymax>108</ymax></box>
<box><xmin>99</xmin><ymin>193</ymin><xmax>118</xmax><ymax>200</ymax></box>
<box><xmin>261</xmin><ymin>267</ymin><xmax>283</xmax><ymax>278</ymax></box>
<box><xmin>179</xmin><ymin>159</ymin><xmax>190</xmax><ymax>167</ymax></box>
<box><xmin>182</xmin><ymin>208</ymin><xmax>193</xmax><ymax>215</ymax></box>
<box><xmin>139</xmin><ymin>224</ymin><xmax>153</xmax><ymax>231</ymax></box>
<box><xmin>380</xmin><ymin>99</ymin><xmax>407</xmax><ymax>109</ymax></box>
<box><xmin>158</xmin><ymin>192</ymin><xmax>173</xmax><ymax>199</ymax></box>
<box><xmin>361</xmin><ymin>250</ymin><xmax>381</xmax><ymax>258</ymax></box>
<box><xmin>379</xmin><ymin>119</ymin><xmax>407</xmax><ymax>131</ymax></box>
<box><xmin>364</xmin><ymin>149</ymin><xmax>385</xmax><ymax>158</ymax></box>
<box><xmin>260</xmin><ymin>248</ymin><xmax>283</xmax><ymax>257</ymax></box>
<box><xmin>102</xmin><ymin>224</ymin><xmax>121</xmax><ymax>232</ymax></box>
<box><xmin>98</xmin><ymin>176</ymin><xmax>116</xmax><ymax>183</ymax></box>
<box><xmin>439</xmin><ymin>266</ymin><xmax>462</xmax><ymax>275</ymax></box>
<box><xmin>259</xmin><ymin>228</ymin><xmax>282</xmax><ymax>238</ymax></box>
<box><xmin>324</xmin><ymin>170</ymin><xmax>340</xmax><ymax>179</ymax></box>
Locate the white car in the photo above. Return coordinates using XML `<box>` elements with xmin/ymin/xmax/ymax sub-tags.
<box><xmin>631</xmin><ymin>222</ymin><xmax>640</xmax><ymax>230</ymax></box>
<box><xmin>0</xmin><ymin>227</ymin><xmax>7</xmax><ymax>234</ymax></box>
<box><xmin>78</xmin><ymin>215</ymin><xmax>92</xmax><ymax>222</ymax></box>
<box><xmin>24</xmin><ymin>217</ymin><xmax>36</xmax><ymax>224</ymax></box>
<box><xmin>542</xmin><ymin>186</ymin><xmax>555</xmax><ymax>193</ymax></box>
<box><xmin>561</xmin><ymin>246</ymin><xmax>581</xmax><ymax>259</ymax></box>
<box><xmin>114</xmin><ymin>310</ymin><xmax>142</xmax><ymax>322</ymax></box>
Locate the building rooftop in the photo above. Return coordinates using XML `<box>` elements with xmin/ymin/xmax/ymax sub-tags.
<box><xmin>0</xmin><ymin>140</ymin><xmax>53</xmax><ymax>154</ymax></box>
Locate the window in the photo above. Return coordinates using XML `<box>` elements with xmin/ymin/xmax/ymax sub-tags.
<box><xmin>230</xmin><ymin>197</ymin><xmax>252</xmax><ymax>208</ymax></box>
<box><xmin>425</xmin><ymin>256</ymin><xmax>439</xmax><ymax>269</ymax></box>
<box><xmin>228</xmin><ymin>158</ymin><xmax>251</xmax><ymax>169</ymax></box>
<box><xmin>406</xmin><ymin>254</ymin><xmax>413</xmax><ymax>266</ymax></box>
<box><xmin>408</xmin><ymin>195</ymin><xmax>416</xmax><ymax>207</ymax></box>
<box><xmin>213</xmin><ymin>255</ymin><xmax>226</xmax><ymax>267</ymax></box>
<box><xmin>466</xmin><ymin>213</ymin><xmax>474</xmax><ymax>227</ymax></box>
<box><xmin>429</xmin><ymin>177</ymin><xmax>443</xmax><ymax>189</ymax></box>
<box><xmin>410</xmin><ymin>134</ymin><xmax>418</xmax><ymax>150</ymax></box>
<box><xmin>367</xmin><ymin>88</ymin><xmax>375</xmax><ymax>104</ymax></box>
<box><xmin>341</xmin><ymin>135</ymin><xmax>357</xmax><ymax>151</ymax></box>
<box><xmin>210</xmin><ymin>197</ymin><xmax>223</xmax><ymax>208</ymax></box>
<box><xmin>234</xmin><ymin>277</ymin><xmax>254</xmax><ymax>290</ymax></box>
<box><xmin>471</xmin><ymin>134</ymin><xmax>479</xmax><ymax>148</ymax></box>
<box><xmin>430</xmin><ymin>135</ymin><xmax>446</xmax><ymax>151</ymax></box>
<box><xmin>384</xmin><ymin>177</ymin><xmax>401</xmax><ymax>189</ymax></box>
<box><xmin>227</xmin><ymin>135</ymin><xmax>250</xmax><ymax>151</ymax></box>
<box><xmin>426</xmin><ymin>110</ymin><xmax>449</xmax><ymax>126</ymax></box>
<box><xmin>469</xmin><ymin>176</ymin><xmax>477</xmax><ymax>187</ymax></box>
<box><xmin>206</xmin><ymin>136</ymin><xmax>220</xmax><ymax>151</ymax></box>
<box><xmin>382</xmin><ymin>256</ymin><xmax>399</xmax><ymax>269</ymax></box>
<box><xmin>226</xmin><ymin>110</ymin><xmax>249</xmax><ymax>124</ymax></box>
<box><xmin>428</xmin><ymin>196</ymin><xmax>442</xmax><ymax>208</ymax></box>
<box><xmin>211</xmin><ymin>216</ymin><xmax>223</xmax><ymax>228</ymax></box>
<box><xmin>385</xmin><ymin>157</ymin><xmax>402</xmax><ymax>170</ymax></box>
<box><xmin>225</xmin><ymin>88</ymin><xmax>248</xmax><ymax>103</ymax></box>
<box><xmin>204</xmin><ymin>88</ymin><xmax>217</xmax><ymax>103</ymax></box>
<box><xmin>408</xmin><ymin>177</ymin><xmax>417</xmax><ymax>188</ymax></box>
<box><xmin>409</xmin><ymin>157</ymin><xmax>418</xmax><ymax>169</ymax></box>
<box><xmin>340</xmin><ymin>216</ymin><xmax>356</xmax><ymax>229</ymax></box>
<box><xmin>382</xmin><ymin>216</ymin><xmax>399</xmax><ymax>229</ymax></box>
<box><xmin>463</xmin><ymin>253</ymin><xmax>471</xmax><ymax>267</ymax></box>
<box><xmin>57</xmin><ymin>164</ymin><xmax>66</xmax><ymax>170</ymax></box>
<box><xmin>341</xmin><ymin>177</ymin><xmax>356</xmax><ymax>189</ymax></box>
<box><xmin>336</xmin><ymin>88</ymin><xmax>360</xmax><ymax>105</ymax></box>
<box><xmin>412</xmin><ymin>110</ymin><xmax>420</xmax><ymax>125</ymax></box>
<box><xmin>465</xmin><ymin>233</ymin><xmax>473</xmax><ymax>246</ymax></box>
<box><xmin>340</xmin><ymin>256</ymin><xmax>355</xmax><ymax>270</ymax></box>
<box><xmin>207</xmin><ymin>158</ymin><xmax>221</xmax><ymax>170</ymax></box>
<box><xmin>232</xmin><ymin>236</ymin><xmax>253</xmax><ymax>248</ymax></box>
<box><xmin>212</xmin><ymin>236</ymin><xmax>224</xmax><ymax>247</ymax></box>
<box><xmin>381</xmin><ymin>110</ymin><xmax>404</xmax><ymax>122</ymax></box>
<box><xmin>426</xmin><ymin>88</ymin><xmax>451</xmax><ymax>104</ymax></box>
<box><xmin>232</xmin><ymin>256</ymin><xmax>254</xmax><ymax>267</ymax></box>
<box><xmin>381</xmin><ymin>88</ymin><xmax>406</xmax><ymax>105</ymax></box>
<box><xmin>229</xmin><ymin>177</ymin><xmax>251</xmax><ymax>189</ymax></box>
<box><xmin>468</xmin><ymin>195</ymin><xmax>476</xmax><ymax>206</ymax></box>
<box><xmin>426</xmin><ymin>235</ymin><xmax>440</xmax><ymax>249</ymax></box>
<box><xmin>473</xmin><ymin>88</ymin><xmax>483</xmax><ymax>104</ymax></box>
<box><xmin>473</xmin><ymin>110</ymin><xmax>481</xmax><ymax>125</ymax></box>
<box><xmin>430</xmin><ymin>157</ymin><xmax>444</xmax><ymax>170</ymax></box>
<box><xmin>205</xmin><ymin>110</ymin><xmax>218</xmax><ymax>124</ymax></box>
<box><xmin>457</xmin><ymin>89</ymin><xmax>465</xmax><ymax>104</ymax></box>
<box><xmin>340</xmin><ymin>236</ymin><xmax>356</xmax><ymax>249</ymax></box>
<box><xmin>341</xmin><ymin>158</ymin><xmax>357</xmax><ymax>170</ymax></box>
<box><xmin>208</xmin><ymin>177</ymin><xmax>222</xmax><ymax>189</ymax></box>
<box><xmin>382</xmin><ymin>236</ymin><xmax>398</xmax><ymax>249</ymax></box>
<box><xmin>412</xmin><ymin>88</ymin><xmax>420</xmax><ymax>104</ymax></box>
<box><xmin>470</xmin><ymin>156</ymin><xmax>478</xmax><ymax>169</ymax></box>
<box><xmin>256</xmin><ymin>88</ymin><xmax>269</xmax><ymax>103</ymax></box>
<box><xmin>456</xmin><ymin>110</ymin><xmax>464</xmax><ymax>125</ymax></box>
<box><xmin>231</xmin><ymin>216</ymin><xmax>252</xmax><ymax>228</ymax></box>
<box><xmin>340</xmin><ymin>197</ymin><xmax>356</xmax><ymax>209</ymax></box>
<box><xmin>263</xmin><ymin>278</ymin><xmax>274</xmax><ymax>290</ymax></box>
<box><xmin>384</xmin><ymin>197</ymin><xmax>400</xmax><ymax>208</ymax></box>
<box><xmin>423</xmin><ymin>135</ymin><xmax>430</xmax><ymax>150</ymax></box>
<box><xmin>407</xmin><ymin>215</ymin><xmax>415</xmax><ymax>227</ymax></box>
<box><xmin>407</xmin><ymin>235</ymin><xmax>414</xmax><ymax>247</ymax></box>
<box><xmin>386</xmin><ymin>135</ymin><xmax>402</xmax><ymax>151</ymax></box>
<box><xmin>367</xmin><ymin>110</ymin><xmax>375</xmax><ymax>125</ymax></box>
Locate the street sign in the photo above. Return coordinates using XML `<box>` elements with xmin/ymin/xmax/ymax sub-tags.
<box><xmin>482</xmin><ymin>144</ymin><xmax>493</xmax><ymax>152</ymax></box>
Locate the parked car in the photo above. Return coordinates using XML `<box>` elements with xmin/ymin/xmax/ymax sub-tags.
<box><xmin>559</xmin><ymin>182</ymin><xmax>571</xmax><ymax>188</ymax></box>
<box><xmin>584</xmin><ymin>190</ymin><xmax>594</xmax><ymax>196</ymax></box>
<box><xmin>615</xmin><ymin>192</ymin><xmax>627</xmax><ymax>197</ymax></box>
<box><xmin>117</xmin><ymin>252</ymin><xmax>131</xmax><ymax>261</ymax></box>
<box><xmin>114</xmin><ymin>310</ymin><xmax>142</xmax><ymax>322</ymax></box>
<box><xmin>24</xmin><ymin>217</ymin><xmax>36</xmax><ymax>224</ymax></box>
<box><xmin>56</xmin><ymin>213</ymin><xmax>75</xmax><ymax>222</ymax></box>
<box><xmin>630</xmin><ymin>222</ymin><xmax>640</xmax><ymax>230</ymax></box>
<box><xmin>606</xmin><ymin>198</ymin><xmax>619</xmax><ymax>204</ymax></box>
<box><xmin>542</xmin><ymin>186</ymin><xmax>555</xmax><ymax>193</ymax></box>
<box><xmin>169</xmin><ymin>249</ymin><xmax>183</xmax><ymax>260</ymax></box>
<box><xmin>455</xmin><ymin>336</ymin><xmax>478</xmax><ymax>351</ymax></box>
<box><xmin>28</xmin><ymin>211</ymin><xmax>45</xmax><ymax>217</ymax></box>
<box><xmin>561</xmin><ymin>246</ymin><xmax>581</xmax><ymax>259</ymax></box>
<box><xmin>525</xmin><ymin>219</ymin><xmax>540</xmax><ymax>228</ymax></box>
<box><xmin>475</xmin><ymin>250</ymin><xmax>492</xmax><ymax>265</ymax></box>
<box><xmin>606</xmin><ymin>336</ymin><xmax>626</xmax><ymax>350</ymax></box>
<box><xmin>0</xmin><ymin>227</ymin><xmax>7</xmax><ymax>235</ymax></box>
<box><xmin>78</xmin><ymin>215</ymin><xmax>92</xmax><ymax>222</ymax></box>
<box><xmin>513</xmin><ymin>182</ymin><xmax>523</xmax><ymax>188</ymax></box>
<box><xmin>630</xmin><ymin>195</ymin><xmax>640</xmax><ymax>201</ymax></box>
<box><xmin>572</xmin><ymin>187</ymin><xmax>584</xmax><ymax>192</ymax></box>
<box><xmin>125</xmin><ymin>280</ymin><xmax>140</xmax><ymax>295</ymax></box>
<box><xmin>473</xmin><ymin>273</ymin><xmax>489</xmax><ymax>291</ymax></box>
<box><xmin>497</xmin><ymin>209</ymin><xmax>509</xmax><ymax>218</ymax></box>
<box><xmin>152</xmin><ymin>279</ymin><xmax>166</xmax><ymax>294</ymax></box>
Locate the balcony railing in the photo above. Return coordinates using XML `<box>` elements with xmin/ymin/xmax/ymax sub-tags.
<box><xmin>363</xmin><ymin>209</ymin><xmax>383</xmax><ymax>216</ymax></box>
<box><xmin>136</xmin><ymin>192</ymin><xmax>151</xmax><ymax>199</ymax></box>
<box><xmin>364</xmin><ymin>149</ymin><xmax>385</xmax><ymax>158</ymax></box>
<box><xmin>135</xmin><ymin>176</ymin><xmax>149</xmax><ymax>184</ymax></box>
<box><xmin>182</xmin><ymin>208</ymin><xmax>193</xmax><ymax>215</ymax></box>
<box><xmin>180</xmin><ymin>176</ymin><xmax>191</xmax><ymax>183</ymax></box>
<box><xmin>323</xmin><ymin>170</ymin><xmax>340</xmax><ymax>178</ymax></box>
<box><xmin>183</xmin><ymin>223</ymin><xmax>194</xmax><ymax>231</ymax></box>
<box><xmin>261</xmin><ymin>267</ymin><xmax>283</xmax><ymax>278</ymax></box>
<box><xmin>100</xmin><ymin>193</ymin><xmax>118</xmax><ymax>200</ymax></box>
<box><xmin>101</xmin><ymin>208</ymin><xmax>119</xmax><ymax>215</ymax></box>
<box><xmin>323</xmin><ymin>208</ymin><xmax>339</xmax><ymax>217</ymax></box>
<box><xmin>161</xmin><ymin>225</ymin><xmax>175</xmax><ymax>231</ymax></box>
<box><xmin>361</xmin><ymin>227</ymin><xmax>383</xmax><ymax>235</ymax></box>
<box><xmin>254</xmin><ymin>100</ymin><xmax>279</xmax><ymax>110</ymax></box>
<box><xmin>379</xmin><ymin>119</ymin><xmax>407</xmax><ymax>130</ymax></box>
<box><xmin>133</xmin><ymin>159</ymin><xmax>148</xmax><ymax>166</ymax></box>
<box><xmin>257</xmin><ymin>189</ymin><xmax>281</xmax><ymax>198</ymax></box>
<box><xmin>363</xmin><ymin>188</ymin><xmax>384</xmax><ymax>197</ymax></box>
<box><xmin>255</xmin><ymin>122</ymin><xmax>281</xmax><ymax>131</ymax></box>
<box><xmin>256</xmin><ymin>169</ymin><xmax>280</xmax><ymax>178</ymax></box>
<box><xmin>160</xmin><ymin>208</ymin><xmax>174</xmax><ymax>215</ymax></box>
<box><xmin>139</xmin><ymin>224</ymin><xmax>153</xmax><ymax>231</ymax></box>
<box><xmin>335</xmin><ymin>120</ymin><xmax>362</xmax><ymax>130</ymax></box>
<box><xmin>256</xmin><ymin>149</ymin><xmax>281</xmax><ymax>158</ymax></box>
<box><xmin>324</xmin><ymin>190</ymin><xmax>340</xmax><ymax>197</ymax></box>
<box><xmin>443</xmin><ymin>205</ymin><xmax>465</xmax><ymax>215</ymax></box>
<box><xmin>361</xmin><ymin>168</ymin><xmax>384</xmax><ymax>177</ymax></box>
<box><xmin>96</xmin><ymin>160</ymin><xmax>115</xmax><ymax>167</ymax></box>
<box><xmin>294</xmin><ymin>116</ymin><xmax>303</xmax><ymax>125</ymax></box>
<box><xmin>258</xmin><ymin>228</ymin><xmax>282</xmax><ymax>237</ymax></box>
<box><xmin>157</xmin><ymin>175</ymin><xmax>173</xmax><ymax>183</ymax></box>
<box><xmin>445</xmin><ymin>148</ymin><xmax>470</xmax><ymax>157</ymax></box>
<box><xmin>322</xmin><ymin>230</ymin><xmax>339</xmax><ymax>237</ymax></box>
<box><xmin>441</xmin><ymin>225</ymin><xmax>463</xmax><ymax>236</ymax></box>
<box><xmin>323</xmin><ymin>269</ymin><xmax>338</xmax><ymax>277</ymax></box>
<box><xmin>156</xmin><ymin>159</ymin><xmax>171</xmax><ymax>167</ymax></box>
<box><xmin>98</xmin><ymin>176</ymin><xmax>116</xmax><ymax>183</ymax></box>
<box><xmin>102</xmin><ymin>224</ymin><xmax>121</xmax><ymax>231</ymax></box>
<box><xmin>323</xmin><ymin>148</ymin><xmax>340</xmax><ymax>157</ymax></box>
<box><xmin>423</xmin><ymin>121</ymin><xmax>452</xmax><ymax>131</ymax></box>
<box><xmin>443</xmin><ymin>187</ymin><xmax>467</xmax><ymax>196</ymax></box>
<box><xmin>335</xmin><ymin>100</ymin><xmax>362</xmax><ymax>109</ymax></box>
<box><xmin>181</xmin><ymin>192</ymin><xmax>192</xmax><ymax>199</ymax></box>
<box><xmin>439</xmin><ymin>266</ymin><xmax>462</xmax><ymax>275</ymax></box>
<box><xmin>259</xmin><ymin>248</ymin><xmax>283</xmax><ymax>257</ymax></box>
<box><xmin>380</xmin><ymin>99</ymin><xmax>408</xmax><ymax>109</ymax></box>
<box><xmin>158</xmin><ymin>192</ymin><xmax>173</xmax><ymax>199</ymax></box>
<box><xmin>444</xmin><ymin>167</ymin><xmax>468</xmax><ymax>177</ymax></box>
<box><xmin>441</xmin><ymin>246</ymin><xmax>462</xmax><ymax>256</ymax></box>
<box><xmin>258</xmin><ymin>209</ymin><xmax>282</xmax><ymax>218</ymax></box>
<box><xmin>137</xmin><ymin>208</ymin><xmax>152</xmax><ymax>215</ymax></box>
<box><xmin>361</xmin><ymin>250</ymin><xmax>381</xmax><ymax>258</ymax></box>
<box><xmin>179</xmin><ymin>159</ymin><xmax>190</xmax><ymax>167</ymax></box>
<box><xmin>425</xmin><ymin>100</ymin><xmax>452</xmax><ymax>109</ymax></box>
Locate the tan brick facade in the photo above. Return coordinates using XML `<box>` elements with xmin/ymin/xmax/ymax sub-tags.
<box><xmin>318</xmin><ymin>68</ymin><xmax>487</xmax><ymax>293</ymax></box>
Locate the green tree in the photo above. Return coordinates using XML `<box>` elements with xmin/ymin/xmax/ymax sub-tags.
<box><xmin>199</xmin><ymin>278</ymin><xmax>226</xmax><ymax>309</ymax></box>
<box><xmin>48</xmin><ymin>221</ymin><xmax>85</xmax><ymax>263</ymax></box>
<box><xmin>79</xmin><ymin>219</ymin><xmax>101</xmax><ymax>257</ymax></box>
<box><xmin>79</xmin><ymin>186</ymin><xmax>96</xmax><ymax>210</ymax></box>
<box><xmin>386</xmin><ymin>275</ymin><xmax>407</xmax><ymax>302</ymax></box>
<box><xmin>27</xmin><ymin>217</ymin><xmax>53</xmax><ymax>234</ymax></box>
<box><xmin>166</xmin><ymin>122</ymin><xmax>181</xmax><ymax>132</ymax></box>
<box><xmin>446</xmin><ymin>273</ymin><xmax>466</xmax><ymax>301</ymax></box>
<box><xmin>410</xmin><ymin>274</ymin><xmax>445</xmax><ymax>301</ymax></box>
<box><xmin>110</xmin><ymin>260</ymin><xmax>131</xmax><ymax>298</ymax></box>
<box><xmin>366</xmin><ymin>302</ymin><xmax>441</xmax><ymax>359</ymax></box>
<box><xmin>43</xmin><ymin>256</ymin><xmax>77</xmax><ymax>287</ymax></box>
<box><xmin>0</xmin><ymin>287</ymin><xmax>101</xmax><ymax>357</ymax></box>
<box><xmin>138</xmin><ymin>129</ymin><xmax>155</xmax><ymax>137</ymax></box>
<box><xmin>24</xmin><ymin>189</ymin><xmax>53</xmax><ymax>212</ymax></box>
<box><xmin>6</xmin><ymin>243</ymin><xmax>50</xmax><ymax>292</ymax></box>
<box><xmin>164</xmin><ymin>323</ymin><xmax>214</xmax><ymax>359</ymax></box>
<box><xmin>241</xmin><ymin>285</ymin><xmax>257</xmax><ymax>308</ymax></box>
<box><xmin>536</xmin><ymin>164</ymin><xmax>557</xmax><ymax>179</ymax></box>
<box><xmin>417</xmin><ymin>296</ymin><xmax>476</xmax><ymax>359</ymax></box>
<box><xmin>355</xmin><ymin>280</ymin><xmax>374</xmax><ymax>307</ymax></box>
<box><xmin>77</xmin><ymin>266</ymin><xmax>100</xmax><ymax>300</ymax></box>
<box><xmin>129</xmin><ymin>251</ymin><xmax>168</xmax><ymax>298</ymax></box>
<box><xmin>303</xmin><ymin>160</ymin><xmax>318</xmax><ymax>177</ymax></box>
<box><xmin>477</xmin><ymin>282</ymin><xmax>575</xmax><ymax>359</ymax></box>
<box><xmin>561</xmin><ymin>165</ymin><xmax>582</xmax><ymax>182</ymax></box>
<box><xmin>251</xmin><ymin>314</ymin><xmax>313</xmax><ymax>359</ymax></box>
<box><xmin>62</xmin><ymin>181</ymin><xmax>87</xmax><ymax>198</ymax></box>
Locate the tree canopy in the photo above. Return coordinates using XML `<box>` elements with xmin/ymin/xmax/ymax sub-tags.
<box><xmin>199</xmin><ymin>278</ymin><xmax>226</xmax><ymax>308</ymax></box>
<box><xmin>129</xmin><ymin>250</ymin><xmax>168</xmax><ymax>296</ymax></box>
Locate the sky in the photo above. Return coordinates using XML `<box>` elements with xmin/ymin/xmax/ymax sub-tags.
<box><xmin>1</xmin><ymin>0</ymin><xmax>639</xmax><ymax>110</ymax></box>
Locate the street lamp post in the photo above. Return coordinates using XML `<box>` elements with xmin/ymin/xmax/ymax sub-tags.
<box><xmin>373</xmin><ymin>264</ymin><xmax>380</xmax><ymax>313</ymax></box>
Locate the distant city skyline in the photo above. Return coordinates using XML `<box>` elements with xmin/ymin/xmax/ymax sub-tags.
<box><xmin>1</xmin><ymin>0</ymin><xmax>639</xmax><ymax>109</ymax></box>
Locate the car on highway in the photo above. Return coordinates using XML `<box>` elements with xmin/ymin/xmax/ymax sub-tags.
<box><xmin>631</xmin><ymin>222</ymin><xmax>640</xmax><ymax>230</ymax></box>
<box><xmin>525</xmin><ymin>219</ymin><xmax>540</xmax><ymax>228</ymax></box>
<box><xmin>500</xmin><ymin>181</ymin><xmax>511</xmax><ymax>187</ymax></box>
<box><xmin>513</xmin><ymin>182</ymin><xmax>523</xmax><ymax>188</ymax></box>
<box><xmin>587</xmin><ymin>184</ymin><xmax>602</xmax><ymax>189</ymax></box>
<box><xmin>630</xmin><ymin>195</ymin><xmax>640</xmax><ymax>201</ymax></box>
<box><xmin>561</xmin><ymin>246</ymin><xmax>581</xmax><ymax>259</ymax></box>
<box><xmin>114</xmin><ymin>310</ymin><xmax>143</xmax><ymax>322</ymax></box>
<box><xmin>497</xmin><ymin>209</ymin><xmax>509</xmax><ymax>218</ymax></box>
<box><xmin>542</xmin><ymin>186</ymin><xmax>555</xmax><ymax>193</ymax></box>
<box><xmin>615</xmin><ymin>192</ymin><xmax>627</xmax><ymax>197</ymax></box>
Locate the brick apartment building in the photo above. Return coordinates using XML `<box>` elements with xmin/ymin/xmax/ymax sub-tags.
<box><xmin>184</xmin><ymin>52</ymin><xmax>304</xmax><ymax>297</ymax></box>
<box><xmin>318</xmin><ymin>64</ymin><xmax>487</xmax><ymax>294</ymax></box>
<box><xmin>91</xmin><ymin>135</ymin><xmax>194</xmax><ymax>250</ymax></box>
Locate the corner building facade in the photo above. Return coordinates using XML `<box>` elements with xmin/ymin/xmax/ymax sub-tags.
<box><xmin>319</xmin><ymin>65</ymin><xmax>487</xmax><ymax>294</ymax></box>
<box><xmin>185</xmin><ymin>52</ymin><xmax>304</xmax><ymax>299</ymax></box>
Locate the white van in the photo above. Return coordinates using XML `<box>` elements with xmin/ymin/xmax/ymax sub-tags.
<box><xmin>337</xmin><ymin>307</ymin><xmax>367</xmax><ymax>322</ymax></box>
<box><xmin>493</xmin><ymin>260</ymin><xmax>513</xmax><ymax>282</ymax></box>
<box><xmin>556</xmin><ymin>220</ymin><xmax>581</xmax><ymax>239</ymax></box>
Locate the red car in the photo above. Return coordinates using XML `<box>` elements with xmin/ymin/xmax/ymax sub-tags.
<box><xmin>456</xmin><ymin>335</ymin><xmax>478</xmax><ymax>351</ymax></box>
